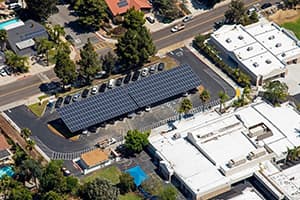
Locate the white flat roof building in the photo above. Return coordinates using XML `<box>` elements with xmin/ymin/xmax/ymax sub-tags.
<box><xmin>211</xmin><ymin>21</ymin><xmax>300</xmax><ymax>86</ymax></box>
<box><xmin>149</xmin><ymin>100</ymin><xmax>300</xmax><ymax>200</ymax></box>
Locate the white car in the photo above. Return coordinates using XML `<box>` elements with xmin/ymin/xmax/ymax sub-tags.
<box><xmin>141</xmin><ymin>68</ymin><xmax>149</xmax><ymax>77</ymax></box>
<box><xmin>0</xmin><ymin>68</ymin><xmax>7</xmax><ymax>76</ymax></box>
<box><xmin>145</xmin><ymin>106</ymin><xmax>151</xmax><ymax>112</ymax></box>
<box><xmin>108</xmin><ymin>79</ymin><xmax>115</xmax><ymax>89</ymax></box>
<box><xmin>91</xmin><ymin>86</ymin><xmax>98</xmax><ymax>95</ymax></box>
<box><xmin>182</xmin><ymin>15</ymin><xmax>193</xmax><ymax>22</ymax></box>
<box><xmin>171</xmin><ymin>24</ymin><xmax>185</xmax><ymax>32</ymax></box>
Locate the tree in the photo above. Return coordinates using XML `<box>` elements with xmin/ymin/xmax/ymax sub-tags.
<box><xmin>78</xmin><ymin>39</ymin><xmax>101</xmax><ymax>84</ymax></box>
<box><xmin>117</xmin><ymin>173</ymin><xmax>135</xmax><ymax>194</ymax></box>
<box><xmin>54</xmin><ymin>50</ymin><xmax>77</xmax><ymax>86</ymax></box>
<box><xmin>125</xmin><ymin>130</ymin><xmax>150</xmax><ymax>154</ymax></box>
<box><xmin>123</xmin><ymin>8</ymin><xmax>145</xmax><ymax>29</ymax></box>
<box><xmin>5</xmin><ymin>50</ymin><xmax>29</xmax><ymax>73</ymax></box>
<box><xmin>17</xmin><ymin>159</ymin><xmax>42</xmax><ymax>187</ymax></box>
<box><xmin>218</xmin><ymin>91</ymin><xmax>229</xmax><ymax>112</ymax></box>
<box><xmin>178</xmin><ymin>98</ymin><xmax>193</xmax><ymax>115</ymax></box>
<box><xmin>74</xmin><ymin>0</ymin><xmax>108</xmax><ymax>30</ymax></box>
<box><xmin>101</xmin><ymin>52</ymin><xmax>116</xmax><ymax>75</ymax></box>
<box><xmin>36</xmin><ymin>38</ymin><xmax>54</xmax><ymax>66</ymax></box>
<box><xmin>199</xmin><ymin>89</ymin><xmax>210</xmax><ymax>103</ymax></box>
<box><xmin>200</xmin><ymin>0</ymin><xmax>222</xmax><ymax>8</ymax></box>
<box><xmin>65</xmin><ymin>176</ymin><xmax>79</xmax><ymax>195</ymax></box>
<box><xmin>79</xmin><ymin>178</ymin><xmax>119</xmax><ymax>200</ymax></box>
<box><xmin>152</xmin><ymin>0</ymin><xmax>182</xmax><ymax>21</ymax></box>
<box><xmin>26</xmin><ymin>140</ymin><xmax>35</xmax><ymax>151</ymax></box>
<box><xmin>158</xmin><ymin>185</ymin><xmax>177</xmax><ymax>200</ymax></box>
<box><xmin>39</xmin><ymin>161</ymin><xmax>67</xmax><ymax>193</ymax></box>
<box><xmin>263</xmin><ymin>81</ymin><xmax>288</xmax><ymax>106</ymax></box>
<box><xmin>8</xmin><ymin>185</ymin><xmax>32</xmax><ymax>200</ymax></box>
<box><xmin>116</xmin><ymin>27</ymin><xmax>155</xmax><ymax>69</ymax></box>
<box><xmin>26</xmin><ymin>0</ymin><xmax>57</xmax><ymax>21</ymax></box>
<box><xmin>0</xmin><ymin>30</ymin><xmax>7</xmax><ymax>50</ymax></box>
<box><xmin>224</xmin><ymin>0</ymin><xmax>246</xmax><ymax>24</ymax></box>
<box><xmin>21</xmin><ymin>128</ymin><xmax>32</xmax><ymax>138</ymax></box>
<box><xmin>41</xmin><ymin>191</ymin><xmax>64</xmax><ymax>200</ymax></box>
<box><xmin>48</xmin><ymin>24</ymin><xmax>65</xmax><ymax>44</ymax></box>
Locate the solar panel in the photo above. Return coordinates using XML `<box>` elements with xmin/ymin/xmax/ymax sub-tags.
<box><xmin>23</xmin><ymin>29</ymin><xmax>47</xmax><ymax>40</ymax></box>
<box><xmin>58</xmin><ymin>87</ymin><xmax>138</xmax><ymax>132</ymax></box>
<box><xmin>117</xmin><ymin>0</ymin><xmax>128</xmax><ymax>7</ymax></box>
<box><xmin>127</xmin><ymin>64</ymin><xmax>201</xmax><ymax>108</ymax></box>
<box><xmin>59</xmin><ymin>64</ymin><xmax>201</xmax><ymax>132</ymax></box>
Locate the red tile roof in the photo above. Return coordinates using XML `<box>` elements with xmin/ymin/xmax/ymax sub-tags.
<box><xmin>0</xmin><ymin>135</ymin><xmax>10</xmax><ymax>151</ymax></box>
<box><xmin>105</xmin><ymin>0</ymin><xmax>152</xmax><ymax>16</ymax></box>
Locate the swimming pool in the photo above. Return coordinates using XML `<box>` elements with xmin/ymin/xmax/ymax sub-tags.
<box><xmin>0</xmin><ymin>166</ymin><xmax>14</xmax><ymax>178</ymax></box>
<box><xmin>0</xmin><ymin>18</ymin><xmax>20</xmax><ymax>30</ymax></box>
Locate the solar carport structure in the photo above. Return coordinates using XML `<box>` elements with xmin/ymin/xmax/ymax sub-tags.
<box><xmin>58</xmin><ymin>64</ymin><xmax>201</xmax><ymax>133</ymax></box>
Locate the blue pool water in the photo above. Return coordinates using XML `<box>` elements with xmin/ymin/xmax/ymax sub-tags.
<box><xmin>125</xmin><ymin>166</ymin><xmax>148</xmax><ymax>186</ymax></box>
<box><xmin>0</xmin><ymin>18</ymin><xmax>19</xmax><ymax>30</ymax></box>
<box><xmin>0</xmin><ymin>166</ymin><xmax>14</xmax><ymax>178</ymax></box>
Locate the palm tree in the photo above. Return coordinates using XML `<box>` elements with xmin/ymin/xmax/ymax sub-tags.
<box><xmin>5</xmin><ymin>50</ymin><xmax>29</xmax><ymax>73</ymax></box>
<box><xmin>26</xmin><ymin>140</ymin><xmax>35</xmax><ymax>151</ymax></box>
<box><xmin>35</xmin><ymin>38</ymin><xmax>54</xmax><ymax>66</ymax></box>
<box><xmin>48</xmin><ymin>24</ymin><xmax>65</xmax><ymax>44</ymax></box>
<box><xmin>200</xmin><ymin>89</ymin><xmax>210</xmax><ymax>103</ymax></box>
<box><xmin>21</xmin><ymin>128</ymin><xmax>32</xmax><ymax>138</ymax></box>
<box><xmin>0</xmin><ymin>30</ymin><xmax>7</xmax><ymax>51</ymax></box>
<box><xmin>178</xmin><ymin>98</ymin><xmax>193</xmax><ymax>115</ymax></box>
<box><xmin>218</xmin><ymin>91</ymin><xmax>229</xmax><ymax>113</ymax></box>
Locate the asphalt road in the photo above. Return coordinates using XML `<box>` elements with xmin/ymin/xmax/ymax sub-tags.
<box><xmin>153</xmin><ymin>0</ymin><xmax>279</xmax><ymax>49</ymax></box>
<box><xmin>0</xmin><ymin>70</ymin><xmax>57</xmax><ymax>107</ymax></box>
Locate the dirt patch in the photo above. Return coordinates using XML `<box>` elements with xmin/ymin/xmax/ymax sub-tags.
<box><xmin>269</xmin><ymin>9</ymin><xmax>300</xmax><ymax>24</ymax></box>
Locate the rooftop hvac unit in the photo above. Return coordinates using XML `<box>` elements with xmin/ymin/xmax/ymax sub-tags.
<box><xmin>172</xmin><ymin>133</ymin><xmax>181</xmax><ymax>140</ymax></box>
<box><xmin>248</xmin><ymin>148</ymin><xmax>266</xmax><ymax>160</ymax></box>
<box><xmin>227</xmin><ymin>156</ymin><xmax>246</xmax><ymax>168</ymax></box>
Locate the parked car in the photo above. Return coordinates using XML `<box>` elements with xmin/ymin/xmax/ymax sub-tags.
<box><xmin>82</xmin><ymin>89</ymin><xmax>89</xmax><ymax>98</ymax></box>
<box><xmin>157</xmin><ymin>62</ymin><xmax>165</xmax><ymax>71</ymax></box>
<box><xmin>64</xmin><ymin>95</ymin><xmax>72</xmax><ymax>104</ymax></box>
<box><xmin>116</xmin><ymin>77</ymin><xmax>123</xmax><ymax>86</ymax></box>
<box><xmin>132</xmin><ymin>71</ymin><xmax>140</xmax><ymax>81</ymax></box>
<box><xmin>61</xmin><ymin>167</ymin><xmax>71</xmax><ymax>176</ymax></box>
<box><xmin>91</xmin><ymin>86</ymin><xmax>98</xmax><ymax>95</ymax></box>
<box><xmin>107</xmin><ymin>79</ymin><xmax>115</xmax><ymax>89</ymax></box>
<box><xmin>94</xmin><ymin>71</ymin><xmax>107</xmax><ymax>79</ymax></box>
<box><xmin>124</xmin><ymin>73</ymin><xmax>132</xmax><ymax>84</ymax></box>
<box><xmin>182</xmin><ymin>15</ymin><xmax>193</xmax><ymax>22</ymax></box>
<box><xmin>98</xmin><ymin>83</ymin><xmax>107</xmax><ymax>92</ymax></box>
<box><xmin>171</xmin><ymin>24</ymin><xmax>185</xmax><ymax>32</ymax></box>
<box><xmin>247</xmin><ymin>7</ymin><xmax>257</xmax><ymax>15</ymax></box>
<box><xmin>146</xmin><ymin>16</ymin><xmax>155</xmax><ymax>24</ymax></box>
<box><xmin>4</xmin><ymin>66</ymin><xmax>13</xmax><ymax>76</ymax></box>
<box><xmin>145</xmin><ymin>106</ymin><xmax>151</xmax><ymax>112</ymax></box>
<box><xmin>141</xmin><ymin>68</ymin><xmax>149</xmax><ymax>77</ymax></box>
<box><xmin>261</xmin><ymin>2</ymin><xmax>272</xmax><ymax>9</ymax></box>
<box><xmin>72</xmin><ymin>93</ymin><xmax>80</xmax><ymax>102</ymax></box>
<box><xmin>88</xmin><ymin>126</ymin><xmax>97</xmax><ymax>133</ymax></box>
<box><xmin>149</xmin><ymin>65</ymin><xmax>156</xmax><ymax>74</ymax></box>
<box><xmin>55</xmin><ymin>97</ymin><xmax>63</xmax><ymax>108</ymax></box>
<box><xmin>0</xmin><ymin>68</ymin><xmax>7</xmax><ymax>76</ymax></box>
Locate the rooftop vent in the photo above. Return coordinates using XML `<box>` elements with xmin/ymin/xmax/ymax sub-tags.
<box><xmin>281</xmin><ymin>53</ymin><xmax>286</xmax><ymax>57</ymax></box>
<box><xmin>226</xmin><ymin>38</ymin><xmax>232</xmax><ymax>43</ymax></box>
<box><xmin>238</xmin><ymin>35</ymin><xmax>244</xmax><ymax>40</ymax></box>
<box><xmin>172</xmin><ymin>133</ymin><xmax>181</xmax><ymax>140</ymax></box>
<box><xmin>266</xmin><ymin>59</ymin><xmax>272</xmax><ymax>64</ymax></box>
<box><xmin>275</xmin><ymin>43</ymin><xmax>282</xmax><ymax>48</ymax></box>
<box><xmin>268</xmin><ymin>35</ymin><xmax>275</xmax><ymax>40</ymax></box>
<box><xmin>247</xmin><ymin>46</ymin><xmax>253</xmax><ymax>51</ymax></box>
<box><xmin>253</xmin><ymin>62</ymin><xmax>259</xmax><ymax>67</ymax></box>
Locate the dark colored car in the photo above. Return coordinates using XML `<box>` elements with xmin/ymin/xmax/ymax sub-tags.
<box><xmin>99</xmin><ymin>83</ymin><xmax>107</xmax><ymax>92</ymax></box>
<box><xmin>261</xmin><ymin>2</ymin><xmax>272</xmax><ymax>9</ymax></box>
<box><xmin>123</xmin><ymin>73</ymin><xmax>132</xmax><ymax>84</ymax></box>
<box><xmin>4</xmin><ymin>66</ymin><xmax>13</xmax><ymax>76</ymax></box>
<box><xmin>89</xmin><ymin>126</ymin><xmax>97</xmax><ymax>133</ymax></box>
<box><xmin>82</xmin><ymin>89</ymin><xmax>89</xmax><ymax>98</ymax></box>
<box><xmin>157</xmin><ymin>63</ymin><xmax>165</xmax><ymax>71</ymax></box>
<box><xmin>132</xmin><ymin>71</ymin><xmax>140</xmax><ymax>81</ymax></box>
<box><xmin>64</xmin><ymin>95</ymin><xmax>72</xmax><ymax>104</ymax></box>
<box><xmin>116</xmin><ymin>77</ymin><xmax>123</xmax><ymax>86</ymax></box>
<box><xmin>55</xmin><ymin>97</ymin><xmax>64</xmax><ymax>108</ymax></box>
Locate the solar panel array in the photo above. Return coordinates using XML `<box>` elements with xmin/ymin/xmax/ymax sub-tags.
<box><xmin>58</xmin><ymin>87</ymin><xmax>138</xmax><ymax>132</ymax></box>
<box><xmin>58</xmin><ymin>64</ymin><xmax>201</xmax><ymax>132</ymax></box>
<box><xmin>20</xmin><ymin>29</ymin><xmax>47</xmax><ymax>41</ymax></box>
<box><xmin>127</xmin><ymin>64</ymin><xmax>201</xmax><ymax>107</ymax></box>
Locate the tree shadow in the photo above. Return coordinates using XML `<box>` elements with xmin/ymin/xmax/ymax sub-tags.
<box><xmin>64</xmin><ymin>20</ymin><xmax>93</xmax><ymax>35</ymax></box>
<box><xmin>191</xmin><ymin>0</ymin><xmax>208</xmax><ymax>10</ymax></box>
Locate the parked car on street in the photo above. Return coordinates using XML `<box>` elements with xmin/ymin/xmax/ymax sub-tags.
<box><xmin>55</xmin><ymin>97</ymin><xmax>63</xmax><ymax>108</ymax></box>
<box><xmin>72</xmin><ymin>93</ymin><xmax>80</xmax><ymax>102</ymax></box>
<box><xmin>4</xmin><ymin>66</ymin><xmax>13</xmax><ymax>76</ymax></box>
<box><xmin>132</xmin><ymin>71</ymin><xmax>140</xmax><ymax>81</ymax></box>
<box><xmin>124</xmin><ymin>73</ymin><xmax>132</xmax><ymax>84</ymax></box>
<box><xmin>0</xmin><ymin>68</ymin><xmax>7</xmax><ymax>76</ymax></box>
<box><xmin>141</xmin><ymin>68</ymin><xmax>149</xmax><ymax>77</ymax></box>
<box><xmin>107</xmin><ymin>79</ymin><xmax>115</xmax><ymax>89</ymax></box>
<box><xmin>82</xmin><ymin>89</ymin><xmax>89</xmax><ymax>98</ymax></box>
<box><xmin>64</xmin><ymin>95</ymin><xmax>72</xmax><ymax>104</ymax></box>
<box><xmin>91</xmin><ymin>86</ymin><xmax>98</xmax><ymax>95</ymax></box>
<box><xmin>99</xmin><ymin>83</ymin><xmax>107</xmax><ymax>92</ymax></box>
<box><xmin>116</xmin><ymin>77</ymin><xmax>123</xmax><ymax>86</ymax></box>
<box><xmin>171</xmin><ymin>24</ymin><xmax>185</xmax><ymax>32</ymax></box>
<box><xmin>149</xmin><ymin>65</ymin><xmax>156</xmax><ymax>74</ymax></box>
<box><xmin>94</xmin><ymin>71</ymin><xmax>107</xmax><ymax>79</ymax></box>
<box><xmin>157</xmin><ymin>62</ymin><xmax>165</xmax><ymax>71</ymax></box>
<box><xmin>145</xmin><ymin>106</ymin><xmax>151</xmax><ymax>112</ymax></box>
<box><xmin>182</xmin><ymin>15</ymin><xmax>193</xmax><ymax>22</ymax></box>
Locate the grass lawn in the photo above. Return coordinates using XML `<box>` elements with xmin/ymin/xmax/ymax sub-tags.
<box><xmin>119</xmin><ymin>193</ymin><xmax>142</xmax><ymax>200</ymax></box>
<box><xmin>282</xmin><ymin>18</ymin><xmax>300</xmax><ymax>39</ymax></box>
<box><xmin>82</xmin><ymin>166</ymin><xmax>121</xmax><ymax>184</ymax></box>
<box><xmin>148</xmin><ymin>55</ymin><xmax>179</xmax><ymax>70</ymax></box>
<box><xmin>27</xmin><ymin>101</ymin><xmax>48</xmax><ymax>117</ymax></box>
